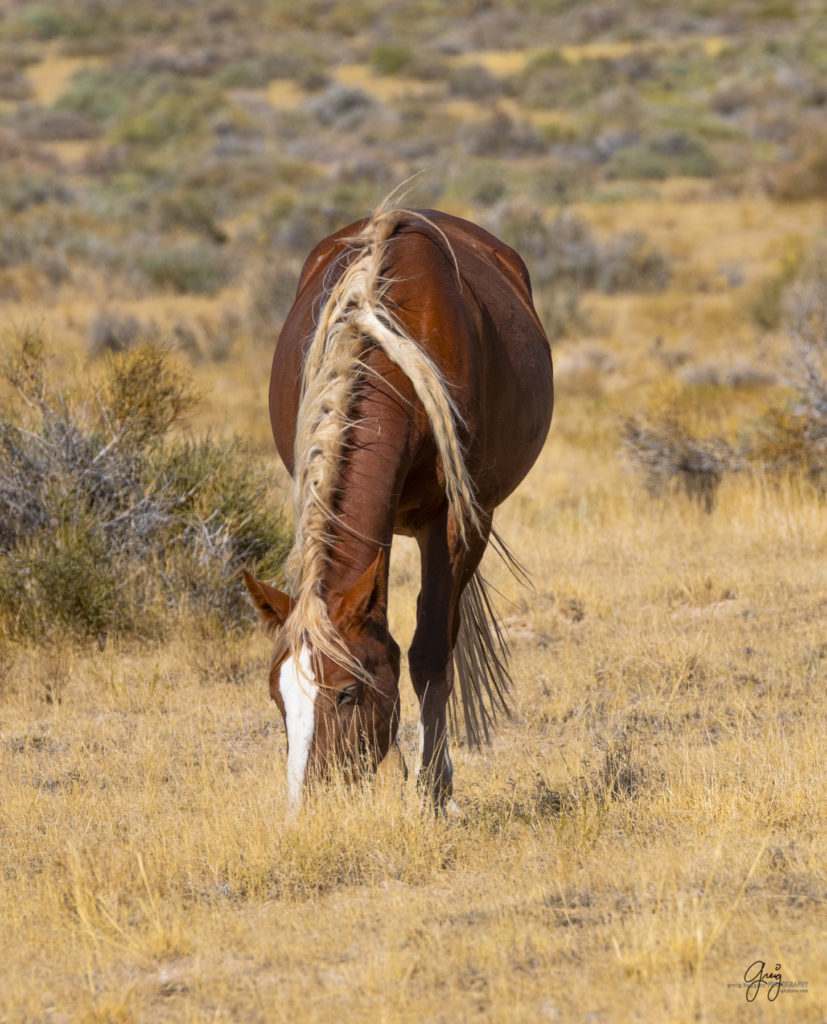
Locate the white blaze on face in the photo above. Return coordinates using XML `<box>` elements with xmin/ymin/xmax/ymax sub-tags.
<box><xmin>278</xmin><ymin>645</ymin><xmax>318</xmax><ymax>807</ymax></box>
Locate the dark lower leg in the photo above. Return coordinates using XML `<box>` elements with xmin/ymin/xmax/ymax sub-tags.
<box><xmin>409</xmin><ymin>511</ymin><xmax>492</xmax><ymax>807</ymax></box>
<box><xmin>410</xmin><ymin>648</ymin><xmax>454</xmax><ymax>802</ymax></box>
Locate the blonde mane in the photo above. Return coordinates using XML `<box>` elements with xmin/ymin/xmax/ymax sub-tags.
<box><xmin>279</xmin><ymin>197</ymin><xmax>480</xmax><ymax>677</ymax></box>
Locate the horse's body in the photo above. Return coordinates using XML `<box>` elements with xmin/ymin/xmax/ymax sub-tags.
<box><xmin>245</xmin><ymin>203</ymin><xmax>553</xmax><ymax>806</ymax></box>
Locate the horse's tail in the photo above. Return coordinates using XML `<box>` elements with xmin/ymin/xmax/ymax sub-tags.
<box><xmin>284</xmin><ymin>195</ymin><xmax>482</xmax><ymax>677</ymax></box>
<box><xmin>337</xmin><ymin>198</ymin><xmax>483</xmax><ymax>542</ymax></box>
<box><xmin>451</xmin><ymin>528</ymin><xmax>527</xmax><ymax>748</ymax></box>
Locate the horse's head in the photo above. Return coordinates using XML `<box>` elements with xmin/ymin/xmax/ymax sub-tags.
<box><xmin>244</xmin><ymin>549</ymin><xmax>400</xmax><ymax>805</ymax></box>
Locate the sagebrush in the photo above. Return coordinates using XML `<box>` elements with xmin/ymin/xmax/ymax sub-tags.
<box><xmin>0</xmin><ymin>334</ymin><xmax>290</xmax><ymax>641</ymax></box>
<box><xmin>623</xmin><ymin>272</ymin><xmax>827</xmax><ymax>504</ymax></box>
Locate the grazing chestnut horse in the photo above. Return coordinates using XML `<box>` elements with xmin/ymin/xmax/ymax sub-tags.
<box><xmin>244</xmin><ymin>198</ymin><xmax>553</xmax><ymax>808</ymax></box>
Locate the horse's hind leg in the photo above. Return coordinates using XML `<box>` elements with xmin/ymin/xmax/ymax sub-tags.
<box><xmin>410</xmin><ymin>508</ymin><xmax>491</xmax><ymax>808</ymax></box>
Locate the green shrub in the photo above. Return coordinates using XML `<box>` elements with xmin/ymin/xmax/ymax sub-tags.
<box><xmin>0</xmin><ymin>336</ymin><xmax>291</xmax><ymax>642</ymax></box>
<box><xmin>1</xmin><ymin>521</ymin><xmax>123</xmax><ymax>638</ymax></box>
<box><xmin>214</xmin><ymin>60</ymin><xmax>268</xmax><ymax>89</ymax></box>
<box><xmin>55</xmin><ymin>68</ymin><xmax>145</xmax><ymax>124</ymax></box>
<box><xmin>370</xmin><ymin>45</ymin><xmax>414</xmax><ymax>76</ymax></box>
<box><xmin>8</xmin><ymin>4</ymin><xmax>92</xmax><ymax>41</ymax></box>
<box><xmin>606</xmin><ymin>133</ymin><xmax>720</xmax><ymax>181</ymax></box>
<box><xmin>57</xmin><ymin>69</ymin><xmax>223</xmax><ymax>146</ymax></box>
<box><xmin>116</xmin><ymin>87</ymin><xmax>217</xmax><ymax>145</ymax></box>
<box><xmin>138</xmin><ymin>242</ymin><xmax>229</xmax><ymax>295</ymax></box>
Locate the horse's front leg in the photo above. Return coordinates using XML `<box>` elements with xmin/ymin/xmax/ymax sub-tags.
<box><xmin>409</xmin><ymin>508</ymin><xmax>491</xmax><ymax>809</ymax></box>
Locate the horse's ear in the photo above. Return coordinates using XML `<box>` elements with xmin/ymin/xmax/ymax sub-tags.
<box><xmin>243</xmin><ymin>570</ymin><xmax>293</xmax><ymax>631</ymax></box>
<box><xmin>334</xmin><ymin>547</ymin><xmax>388</xmax><ymax>630</ymax></box>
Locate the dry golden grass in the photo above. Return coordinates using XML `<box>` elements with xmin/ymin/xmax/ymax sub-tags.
<box><xmin>2</xmin><ymin>457</ymin><xmax>824</xmax><ymax>1022</ymax></box>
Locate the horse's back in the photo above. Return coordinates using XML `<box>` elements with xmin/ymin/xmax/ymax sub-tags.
<box><xmin>271</xmin><ymin>209</ymin><xmax>553</xmax><ymax>509</ymax></box>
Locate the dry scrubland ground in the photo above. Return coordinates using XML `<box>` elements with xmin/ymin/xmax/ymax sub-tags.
<box><xmin>2</xmin><ymin>472</ymin><xmax>825</xmax><ymax>1023</ymax></box>
<box><xmin>1</xmin><ymin>2</ymin><xmax>826</xmax><ymax>1022</ymax></box>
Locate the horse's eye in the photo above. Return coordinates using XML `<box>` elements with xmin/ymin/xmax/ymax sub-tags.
<box><xmin>336</xmin><ymin>684</ymin><xmax>359</xmax><ymax>707</ymax></box>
